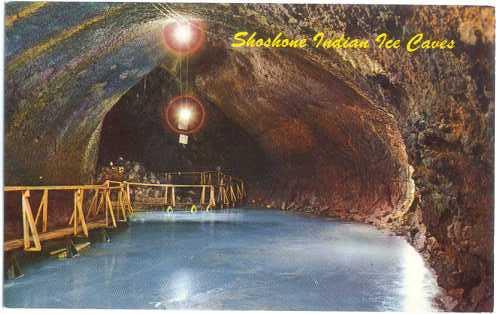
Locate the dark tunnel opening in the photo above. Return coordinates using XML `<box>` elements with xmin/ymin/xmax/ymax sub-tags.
<box><xmin>96</xmin><ymin>67</ymin><xmax>270</xmax><ymax>182</ymax></box>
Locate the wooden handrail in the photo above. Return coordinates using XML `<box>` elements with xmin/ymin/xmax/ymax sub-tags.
<box><xmin>5</xmin><ymin>184</ymin><xmax>105</xmax><ymax>192</ymax></box>
<box><xmin>4</xmin><ymin>170</ymin><xmax>247</xmax><ymax>252</ymax></box>
<box><xmin>4</xmin><ymin>180</ymin><xmax>133</xmax><ymax>252</ymax></box>
<box><xmin>126</xmin><ymin>182</ymin><xmax>214</xmax><ymax>188</ymax></box>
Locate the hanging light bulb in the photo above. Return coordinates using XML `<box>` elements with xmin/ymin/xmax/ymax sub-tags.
<box><xmin>162</xmin><ymin>96</ymin><xmax>206</xmax><ymax>145</ymax></box>
<box><xmin>177</xmin><ymin>106</ymin><xmax>193</xmax><ymax>130</ymax></box>
<box><xmin>172</xmin><ymin>22</ymin><xmax>193</xmax><ymax>45</ymax></box>
<box><xmin>161</xmin><ymin>18</ymin><xmax>206</xmax><ymax>145</ymax></box>
<box><xmin>162</xmin><ymin>18</ymin><xmax>206</xmax><ymax>56</ymax></box>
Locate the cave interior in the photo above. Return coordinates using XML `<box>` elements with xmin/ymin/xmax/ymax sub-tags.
<box><xmin>3</xmin><ymin>3</ymin><xmax>494</xmax><ymax>311</ymax></box>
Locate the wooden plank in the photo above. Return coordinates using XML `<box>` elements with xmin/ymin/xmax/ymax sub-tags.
<box><xmin>5</xmin><ymin>185</ymin><xmax>105</xmax><ymax>192</ymax></box>
<box><xmin>4</xmin><ymin>220</ymin><xmax>108</xmax><ymax>252</ymax></box>
<box><xmin>126</xmin><ymin>182</ymin><xmax>212</xmax><ymax>188</ymax></box>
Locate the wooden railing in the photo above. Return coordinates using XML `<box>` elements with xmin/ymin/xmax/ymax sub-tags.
<box><xmin>4</xmin><ymin>171</ymin><xmax>246</xmax><ymax>252</ymax></box>
<box><xmin>125</xmin><ymin>182</ymin><xmax>216</xmax><ymax>210</ymax></box>
<box><xmin>158</xmin><ymin>171</ymin><xmax>246</xmax><ymax>208</ymax></box>
<box><xmin>4</xmin><ymin>181</ymin><xmax>133</xmax><ymax>252</ymax></box>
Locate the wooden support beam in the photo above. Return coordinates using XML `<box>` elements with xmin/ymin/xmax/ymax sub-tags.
<box><xmin>72</xmin><ymin>189</ymin><xmax>88</xmax><ymax>237</ymax></box>
<box><xmin>200</xmin><ymin>186</ymin><xmax>206</xmax><ymax>206</ymax></box>
<box><xmin>86</xmin><ymin>189</ymin><xmax>99</xmax><ymax>218</ymax></box>
<box><xmin>72</xmin><ymin>191</ymin><xmax>78</xmax><ymax>234</ymax></box>
<box><xmin>217</xmin><ymin>186</ymin><xmax>223</xmax><ymax>208</ymax></box>
<box><xmin>125</xmin><ymin>182</ymin><xmax>134</xmax><ymax>214</ymax></box>
<box><xmin>230</xmin><ymin>185</ymin><xmax>236</xmax><ymax>204</ymax></box>
<box><xmin>118</xmin><ymin>188</ymin><xmax>127</xmax><ymax>222</ymax></box>
<box><xmin>114</xmin><ymin>190</ymin><xmax>119</xmax><ymax>221</ymax></box>
<box><xmin>95</xmin><ymin>190</ymin><xmax>105</xmax><ymax>216</ymax></box>
<box><xmin>171</xmin><ymin>186</ymin><xmax>176</xmax><ymax>208</ymax></box>
<box><xmin>164</xmin><ymin>186</ymin><xmax>168</xmax><ymax>206</ymax></box>
<box><xmin>69</xmin><ymin>188</ymin><xmax>84</xmax><ymax>226</ymax></box>
<box><xmin>78</xmin><ymin>189</ymin><xmax>88</xmax><ymax>237</ymax></box>
<box><xmin>209</xmin><ymin>186</ymin><xmax>216</xmax><ymax>208</ymax></box>
<box><xmin>223</xmin><ymin>186</ymin><xmax>229</xmax><ymax>206</ymax></box>
<box><xmin>34</xmin><ymin>189</ymin><xmax>48</xmax><ymax>232</ymax></box>
<box><xmin>21</xmin><ymin>191</ymin><xmax>41</xmax><ymax>251</ymax></box>
<box><xmin>42</xmin><ymin>190</ymin><xmax>48</xmax><ymax>232</ymax></box>
<box><xmin>105</xmin><ymin>189</ymin><xmax>117</xmax><ymax>228</ymax></box>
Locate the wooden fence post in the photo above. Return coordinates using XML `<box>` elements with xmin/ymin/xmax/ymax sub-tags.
<box><xmin>96</xmin><ymin>189</ymin><xmax>105</xmax><ymax>216</ymax></box>
<box><xmin>34</xmin><ymin>189</ymin><xmax>48</xmax><ymax>232</ymax></box>
<box><xmin>230</xmin><ymin>184</ymin><xmax>236</xmax><ymax>205</ymax></box>
<box><xmin>73</xmin><ymin>189</ymin><xmax>88</xmax><ymax>237</ymax></box>
<box><xmin>209</xmin><ymin>186</ymin><xmax>216</xmax><ymax>208</ymax></box>
<box><xmin>22</xmin><ymin>190</ymin><xmax>41</xmax><ymax>251</ymax></box>
<box><xmin>171</xmin><ymin>186</ymin><xmax>176</xmax><ymax>208</ymax></box>
<box><xmin>164</xmin><ymin>186</ymin><xmax>168</xmax><ymax>206</ymax></box>
<box><xmin>123</xmin><ymin>182</ymin><xmax>133</xmax><ymax>214</ymax></box>
<box><xmin>105</xmin><ymin>188</ymin><xmax>117</xmax><ymax>228</ymax></box>
<box><xmin>200</xmin><ymin>186</ymin><xmax>206</xmax><ymax>206</ymax></box>
<box><xmin>42</xmin><ymin>190</ymin><xmax>48</xmax><ymax>232</ymax></box>
<box><xmin>118</xmin><ymin>185</ymin><xmax>127</xmax><ymax>222</ymax></box>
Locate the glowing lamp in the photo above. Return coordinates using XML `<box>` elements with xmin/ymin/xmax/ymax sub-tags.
<box><xmin>162</xmin><ymin>95</ymin><xmax>205</xmax><ymax>145</ymax></box>
<box><xmin>173</xmin><ymin>23</ymin><xmax>193</xmax><ymax>45</ymax></box>
<box><xmin>177</xmin><ymin>106</ymin><xmax>193</xmax><ymax>130</ymax></box>
<box><xmin>162</xmin><ymin>19</ymin><xmax>205</xmax><ymax>55</ymax></box>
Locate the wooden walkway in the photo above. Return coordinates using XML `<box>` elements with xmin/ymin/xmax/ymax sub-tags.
<box><xmin>4</xmin><ymin>181</ymin><xmax>133</xmax><ymax>252</ymax></box>
<box><xmin>4</xmin><ymin>171</ymin><xmax>246</xmax><ymax>253</ymax></box>
<box><xmin>5</xmin><ymin>220</ymin><xmax>107</xmax><ymax>252</ymax></box>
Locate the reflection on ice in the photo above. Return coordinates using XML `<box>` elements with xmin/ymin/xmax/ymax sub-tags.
<box><xmin>401</xmin><ymin>243</ymin><xmax>440</xmax><ymax>312</ymax></box>
<box><xmin>168</xmin><ymin>269</ymin><xmax>193</xmax><ymax>303</ymax></box>
<box><xmin>129</xmin><ymin>210</ymin><xmax>245</xmax><ymax>223</ymax></box>
<box><xmin>4</xmin><ymin>209</ymin><xmax>440</xmax><ymax>311</ymax></box>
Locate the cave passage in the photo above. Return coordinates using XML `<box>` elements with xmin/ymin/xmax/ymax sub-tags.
<box><xmin>94</xmin><ymin>46</ymin><xmax>413</xmax><ymax>222</ymax></box>
<box><xmin>97</xmin><ymin>67</ymin><xmax>269</xmax><ymax>181</ymax></box>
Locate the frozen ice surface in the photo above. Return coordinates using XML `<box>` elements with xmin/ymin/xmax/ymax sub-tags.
<box><xmin>4</xmin><ymin>209</ymin><xmax>439</xmax><ymax>311</ymax></box>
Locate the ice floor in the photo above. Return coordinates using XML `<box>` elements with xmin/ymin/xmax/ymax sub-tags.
<box><xmin>4</xmin><ymin>209</ymin><xmax>439</xmax><ymax>311</ymax></box>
